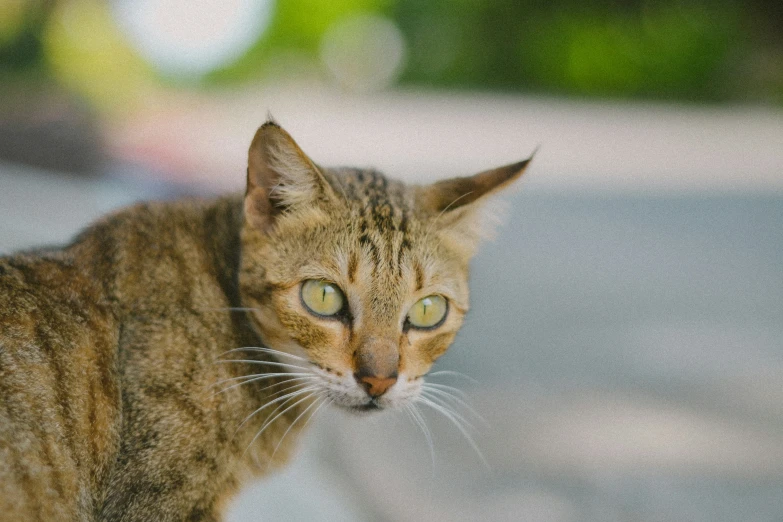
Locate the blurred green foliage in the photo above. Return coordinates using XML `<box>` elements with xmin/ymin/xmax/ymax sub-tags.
<box><xmin>520</xmin><ymin>4</ymin><xmax>740</xmax><ymax>101</ymax></box>
<box><xmin>208</xmin><ymin>0</ymin><xmax>392</xmax><ymax>83</ymax></box>
<box><xmin>1</xmin><ymin>0</ymin><xmax>781</xmax><ymax>105</ymax></box>
<box><xmin>0</xmin><ymin>1</ymin><xmax>50</xmax><ymax>78</ymax></box>
<box><xmin>394</xmin><ymin>0</ymin><xmax>765</xmax><ymax>102</ymax></box>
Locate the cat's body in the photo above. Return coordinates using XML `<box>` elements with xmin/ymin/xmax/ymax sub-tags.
<box><xmin>0</xmin><ymin>197</ymin><xmax>297</xmax><ymax>520</ymax></box>
<box><xmin>0</xmin><ymin>122</ymin><xmax>530</xmax><ymax>521</ymax></box>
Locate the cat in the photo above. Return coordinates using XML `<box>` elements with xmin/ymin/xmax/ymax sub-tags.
<box><xmin>0</xmin><ymin>120</ymin><xmax>531</xmax><ymax>521</ymax></box>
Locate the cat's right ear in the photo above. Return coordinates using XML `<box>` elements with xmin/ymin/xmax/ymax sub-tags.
<box><xmin>245</xmin><ymin>120</ymin><xmax>336</xmax><ymax>231</ymax></box>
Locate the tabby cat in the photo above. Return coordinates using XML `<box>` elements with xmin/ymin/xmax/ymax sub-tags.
<box><xmin>0</xmin><ymin>121</ymin><xmax>531</xmax><ymax>521</ymax></box>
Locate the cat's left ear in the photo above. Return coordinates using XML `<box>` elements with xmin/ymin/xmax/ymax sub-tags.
<box><xmin>416</xmin><ymin>154</ymin><xmax>534</xmax><ymax>248</ymax></box>
<box><xmin>418</xmin><ymin>156</ymin><xmax>533</xmax><ymax>214</ymax></box>
<box><xmin>245</xmin><ymin>120</ymin><xmax>338</xmax><ymax>230</ymax></box>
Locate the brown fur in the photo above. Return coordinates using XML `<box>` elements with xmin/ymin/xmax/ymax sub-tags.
<box><xmin>0</xmin><ymin>121</ymin><xmax>531</xmax><ymax>521</ymax></box>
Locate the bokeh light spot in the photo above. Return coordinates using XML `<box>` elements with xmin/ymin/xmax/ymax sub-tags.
<box><xmin>320</xmin><ymin>13</ymin><xmax>406</xmax><ymax>92</ymax></box>
<box><xmin>113</xmin><ymin>0</ymin><xmax>273</xmax><ymax>78</ymax></box>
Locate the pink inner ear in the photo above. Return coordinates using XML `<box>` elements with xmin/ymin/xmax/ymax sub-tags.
<box><xmin>243</xmin><ymin>186</ymin><xmax>273</xmax><ymax>230</ymax></box>
<box><xmin>244</xmin><ymin>122</ymin><xmax>313</xmax><ymax>229</ymax></box>
<box><xmin>245</xmin><ymin>121</ymin><xmax>338</xmax><ymax>218</ymax></box>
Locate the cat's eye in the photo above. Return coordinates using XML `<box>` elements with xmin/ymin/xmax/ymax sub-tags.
<box><xmin>301</xmin><ymin>279</ymin><xmax>345</xmax><ymax>317</ymax></box>
<box><xmin>406</xmin><ymin>295</ymin><xmax>448</xmax><ymax>329</ymax></box>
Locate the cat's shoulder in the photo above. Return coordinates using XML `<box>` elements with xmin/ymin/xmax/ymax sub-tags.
<box><xmin>0</xmin><ymin>250</ymin><xmax>115</xmax><ymax>347</ymax></box>
<box><xmin>0</xmin><ymin>251</ymin><xmax>75</xmax><ymax>307</ymax></box>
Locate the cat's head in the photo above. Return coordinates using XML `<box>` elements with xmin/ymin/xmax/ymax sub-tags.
<box><xmin>238</xmin><ymin>121</ymin><xmax>531</xmax><ymax>413</ymax></box>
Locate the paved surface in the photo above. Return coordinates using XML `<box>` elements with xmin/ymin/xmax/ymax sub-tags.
<box><xmin>1</xmin><ymin>92</ymin><xmax>782</xmax><ymax>521</ymax></box>
<box><xmin>227</xmin><ymin>193</ymin><xmax>783</xmax><ymax>522</ymax></box>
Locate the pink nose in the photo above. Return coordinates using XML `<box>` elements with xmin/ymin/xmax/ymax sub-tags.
<box><xmin>355</xmin><ymin>374</ymin><xmax>397</xmax><ymax>397</ymax></box>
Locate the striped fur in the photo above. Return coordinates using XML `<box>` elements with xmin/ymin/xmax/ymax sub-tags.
<box><xmin>0</xmin><ymin>121</ymin><xmax>531</xmax><ymax>521</ymax></box>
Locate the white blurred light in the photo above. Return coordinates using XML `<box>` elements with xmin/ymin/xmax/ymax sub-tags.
<box><xmin>112</xmin><ymin>0</ymin><xmax>272</xmax><ymax>77</ymax></box>
<box><xmin>320</xmin><ymin>14</ymin><xmax>406</xmax><ymax>92</ymax></box>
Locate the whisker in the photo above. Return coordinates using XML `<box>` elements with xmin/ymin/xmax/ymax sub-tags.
<box><xmin>234</xmin><ymin>385</ymin><xmax>318</xmax><ymax>435</ymax></box>
<box><xmin>217</xmin><ymin>346</ymin><xmax>309</xmax><ymax>362</ymax></box>
<box><xmin>421</xmin><ymin>385</ymin><xmax>488</xmax><ymax>426</ymax></box>
<box><xmin>263</xmin><ymin>381</ymin><xmax>319</xmax><ymax>401</ymax></box>
<box><xmin>426</xmin><ymin>370</ymin><xmax>478</xmax><ymax>384</ymax></box>
<box><xmin>301</xmin><ymin>397</ymin><xmax>331</xmax><ymax>432</ymax></box>
<box><xmin>405</xmin><ymin>404</ymin><xmax>435</xmax><ymax>472</ymax></box>
<box><xmin>211</xmin><ymin>375</ymin><xmax>316</xmax><ymax>398</ymax></box>
<box><xmin>416</xmin><ymin>396</ymin><xmax>489</xmax><ymax>469</ymax></box>
<box><xmin>209</xmin><ymin>372</ymin><xmax>312</xmax><ymax>390</ymax></box>
<box><xmin>250</xmin><ymin>392</ymin><xmax>303</xmax><ymax>441</ymax></box>
<box><xmin>244</xmin><ymin>392</ymin><xmax>317</xmax><ymax>457</ymax></box>
<box><xmin>214</xmin><ymin>359</ymin><xmax>311</xmax><ymax>372</ymax></box>
<box><xmin>422</xmin><ymin>382</ymin><xmax>469</xmax><ymax>399</ymax></box>
<box><xmin>419</xmin><ymin>391</ymin><xmax>477</xmax><ymax>431</ymax></box>
<box><xmin>258</xmin><ymin>378</ymin><xmax>318</xmax><ymax>398</ymax></box>
<box><xmin>219</xmin><ymin>381</ymin><xmax>314</xmax><ymax>412</ymax></box>
<box><xmin>267</xmin><ymin>395</ymin><xmax>326</xmax><ymax>468</ymax></box>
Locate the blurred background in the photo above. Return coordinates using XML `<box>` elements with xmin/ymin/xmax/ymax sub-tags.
<box><xmin>1</xmin><ymin>1</ymin><xmax>782</xmax><ymax>521</ymax></box>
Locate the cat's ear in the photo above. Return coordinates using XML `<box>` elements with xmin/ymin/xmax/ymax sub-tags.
<box><xmin>245</xmin><ymin>120</ymin><xmax>337</xmax><ymax>230</ymax></box>
<box><xmin>418</xmin><ymin>156</ymin><xmax>533</xmax><ymax>214</ymax></box>
<box><xmin>417</xmin><ymin>154</ymin><xmax>534</xmax><ymax>249</ymax></box>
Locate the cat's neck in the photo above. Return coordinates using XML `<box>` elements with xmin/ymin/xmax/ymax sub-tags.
<box><xmin>69</xmin><ymin>195</ymin><xmax>245</xmax><ymax>316</ymax></box>
<box><xmin>67</xmin><ymin>195</ymin><xmax>311</xmax><ymax>473</ymax></box>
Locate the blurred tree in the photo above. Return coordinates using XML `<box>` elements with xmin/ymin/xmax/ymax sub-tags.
<box><xmin>0</xmin><ymin>0</ymin><xmax>781</xmax><ymax>104</ymax></box>
<box><xmin>0</xmin><ymin>0</ymin><xmax>52</xmax><ymax>76</ymax></box>
<box><xmin>519</xmin><ymin>4</ymin><xmax>740</xmax><ymax>100</ymax></box>
<box><xmin>209</xmin><ymin>0</ymin><xmax>392</xmax><ymax>83</ymax></box>
<box><xmin>396</xmin><ymin>0</ymin><xmax>752</xmax><ymax>101</ymax></box>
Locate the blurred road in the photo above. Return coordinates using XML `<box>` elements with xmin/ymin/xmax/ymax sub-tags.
<box><xmin>228</xmin><ymin>192</ymin><xmax>783</xmax><ymax>522</ymax></box>
<box><xmin>1</xmin><ymin>92</ymin><xmax>782</xmax><ymax>522</ymax></box>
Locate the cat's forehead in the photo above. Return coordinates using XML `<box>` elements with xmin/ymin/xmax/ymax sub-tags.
<box><xmin>272</xmin><ymin>169</ymin><xmax>453</xmax><ymax>284</ymax></box>
<box><xmin>326</xmin><ymin>168</ymin><xmax>412</xmax><ymax>218</ymax></box>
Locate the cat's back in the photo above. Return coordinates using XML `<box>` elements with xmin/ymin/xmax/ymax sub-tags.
<box><xmin>0</xmin><ymin>250</ymin><xmax>122</xmax><ymax>520</ymax></box>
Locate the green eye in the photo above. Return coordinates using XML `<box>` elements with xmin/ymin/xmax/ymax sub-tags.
<box><xmin>301</xmin><ymin>280</ymin><xmax>345</xmax><ymax>317</ymax></box>
<box><xmin>407</xmin><ymin>295</ymin><xmax>448</xmax><ymax>329</ymax></box>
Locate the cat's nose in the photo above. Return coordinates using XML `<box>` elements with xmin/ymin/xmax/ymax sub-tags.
<box><xmin>355</xmin><ymin>373</ymin><xmax>397</xmax><ymax>398</ymax></box>
<box><xmin>353</xmin><ymin>335</ymin><xmax>399</xmax><ymax>398</ymax></box>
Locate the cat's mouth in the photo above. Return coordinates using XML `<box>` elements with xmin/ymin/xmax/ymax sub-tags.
<box><xmin>348</xmin><ymin>399</ymin><xmax>383</xmax><ymax>413</ymax></box>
